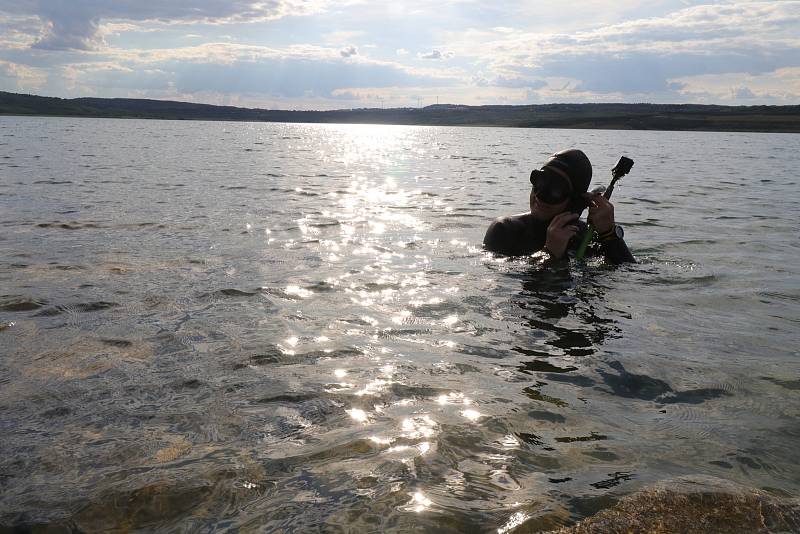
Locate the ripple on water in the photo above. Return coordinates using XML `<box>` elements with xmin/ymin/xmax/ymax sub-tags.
<box><xmin>204</xmin><ymin>288</ymin><xmax>261</xmax><ymax>298</ymax></box>
<box><xmin>33</xmin><ymin>301</ymin><xmax>119</xmax><ymax>317</ymax></box>
<box><xmin>0</xmin><ymin>295</ymin><xmax>47</xmax><ymax>312</ymax></box>
<box><xmin>35</xmin><ymin>221</ymin><xmax>103</xmax><ymax>230</ymax></box>
<box><xmin>761</xmin><ymin>376</ymin><xmax>800</xmax><ymax>390</ymax></box>
<box><xmin>242</xmin><ymin>345</ymin><xmax>363</xmax><ymax>368</ymax></box>
<box><xmin>19</xmin><ymin>336</ymin><xmax>152</xmax><ymax>380</ymax></box>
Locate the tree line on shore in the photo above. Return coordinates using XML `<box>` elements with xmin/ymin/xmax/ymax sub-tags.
<box><xmin>2</xmin><ymin>91</ymin><xmax>799</xmax><ymax>132</ymax></box>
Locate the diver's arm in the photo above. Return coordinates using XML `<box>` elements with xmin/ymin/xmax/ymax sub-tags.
<box><xmin>598</xmin><ymin>231</ymin><xmax>636</xmax><ymax>264</ymax></box>
<box><xmin>566</xmin><ymin>222</ymin><xmax>635</xmax><ymax>263</ymax></box>
<box><xmin>585</xmin><ymin>193</ymin><xmax>636</xmax><ymax>264</ymax></box>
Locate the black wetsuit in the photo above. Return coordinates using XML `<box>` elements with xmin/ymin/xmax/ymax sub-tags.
<box><xmin>484</xmin><ymin>218</ymin><xmax>635</xmax><ymax>264</ymax></box>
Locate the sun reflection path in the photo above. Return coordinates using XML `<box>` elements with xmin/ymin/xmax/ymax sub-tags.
<box><xmin>402</xmin><ymin>491</ymin><xmax>434</xmax><ymax>513</ymax></box>
<box><xmin>497</xmin><ymin>511</ymin><xmax>531</xmax><ymax>534</ymax></box>
<box><xmin>337</xmin><ymin>175</ymin><xmax>427</xmax><ymax>236</ymax></box>
<box><xmin>347</xmin><ymin>408</ymin><xmax>369</xmax><ymax>423</ymax></box>
<box><xmin>260</xmin><ymin>124</ymin><xmax>504</xmax><ymax>522</ymax></box>
<box><xmin>319</xmin><ymin>123</ymin><xmax>423</xmax><ymax>168</ymax></box>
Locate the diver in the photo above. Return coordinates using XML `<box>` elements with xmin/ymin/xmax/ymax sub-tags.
<box><xmin>483</xmin><ymin>149</ymin><xmax>635</xmax><ymax>264</ymax></box>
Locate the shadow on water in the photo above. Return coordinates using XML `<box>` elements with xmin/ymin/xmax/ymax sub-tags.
<box><xmin>510</xmin><ymin>262</ymin><xmax>620</xmax><ymax>360</ymax></box>
<box><xmin>495</xmin><ymin>260</ymin><xmax>747</xmax><ymax>528</ymax></box>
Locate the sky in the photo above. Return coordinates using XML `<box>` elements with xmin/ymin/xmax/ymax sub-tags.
<box><xmin>0</xmin><ymin>1</ymin><xmax>799</xmax><ymax>110</ymax></box>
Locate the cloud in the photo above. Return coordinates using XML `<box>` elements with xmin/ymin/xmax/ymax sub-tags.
<box><xmin>472</xmin><ymin>73</ymin><xmax>546</xmax><ymax>89</ymax></box>
<box><xmin>491</xmin><ymin>76</ymin><xmax>545</xmax><ymax>89</ymax></box>
<box><xmin>0</xmin><ymin>58</ymin><xmax>46</xmax><ymax>91</ymax></box>
<box><xmin>418</xmin><ymin>50</ymin><xmax>441</xmax><ymax>60</ymax></box>
<box><xmin>443</xmin><ymin>2</ymin><xmax>800</xmax><ymax>98</ymax></box>
<box><xmin>15</xmin><ymin>42</ymin><xmax>460</xmax><ymax>106</ymax></box>
<box><xmin>170</xmin><ymin>57</ymin><xmax>451</xmax><ymax>97</ymax></box>
<box><xmin>0</xmin><ymin>14</ymin><xmax>40</xmax><ymax>49</ymax></box>
<box><xmin>340</xmin><ymin>45</ymin><xmax>357</xmax><ymax>58</ymax></box>
<box><xmin>418</xmin><ymin>49</ymin><xmax>454</xmax><ymax>60</ymax></box>
<box><xmin>731</xmin><ymin>86</ymin><xmax>756</xmax><ymax>99</ymax></box>
<box><xmin>471</xmin><ymin>74</ymin><xmax>488</xmax><ymax>87</ymax></box>
<box><xmin>0</xmin><ymin>0</ymin><xmax>330</xmax><ymax>51</ymax></box>
<box><xmin>331</xmin><ymin>82</ymin><xmax>552</xmax><ymax>108</ymax></box>
<box><xmin>1</xmin><ymin>1</ymin><xmax>799</xmax><ymax>107</ymax></box>
<box><xmin>670</xmin><ymin>67</ymin><xmax>800</xmax><ymax>103</ymax></box>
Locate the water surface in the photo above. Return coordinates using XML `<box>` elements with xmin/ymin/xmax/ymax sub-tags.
<box><xmin>1</xmin><ymin>117</ymin><xmax>799</xmax><ymax>532</ymax></box>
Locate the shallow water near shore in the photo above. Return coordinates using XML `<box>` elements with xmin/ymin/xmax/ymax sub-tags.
<box><xmin>1</xmin><ymin>116</ymin><xmax>799</xmax><ymax>532</ymax></box>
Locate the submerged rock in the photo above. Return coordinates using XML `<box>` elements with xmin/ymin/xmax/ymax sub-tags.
<box><xmin>548</xmin><ymin>476</ymin><xmax>800</xmax><ymax>534</ymax></box>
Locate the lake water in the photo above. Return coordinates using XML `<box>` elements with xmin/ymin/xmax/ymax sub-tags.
<box><xmin>1</xmin><ymin>117</ymin><xmax>799</xmax><ymax>532</ymax></box>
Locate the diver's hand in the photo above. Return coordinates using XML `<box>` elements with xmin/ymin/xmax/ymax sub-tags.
<box><xmin>545</xmin><ymin>212</ymin><xmax>579</xmax><ymax>259</ymax></box>
<box><xmin>584</xmin><ymin>192</ymin><xmax>615</xmax><ymax>234</ymax></box>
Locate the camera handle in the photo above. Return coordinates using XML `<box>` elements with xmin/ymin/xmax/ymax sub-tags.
<box><xmin>573</xmin><ymin>156</ymin><xmax>634</xmax><ymax>261</ymax></box>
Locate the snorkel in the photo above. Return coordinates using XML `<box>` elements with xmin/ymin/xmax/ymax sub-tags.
<box><xmin>574</xmin><ymin>156</ymin><xmax>634</xmax><ymax>261</ymax></box>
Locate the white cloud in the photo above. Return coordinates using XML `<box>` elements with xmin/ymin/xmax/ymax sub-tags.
<box><xmin>731</xmin><ymin>86</ymin><xmax>756</xmax><ymax>100</ymax></box>
<box><xmin>440</xmin><ymin>2</ymin><xmax>800</xmax><ymax>96</ymax></box>
<box><xmin>331</xmin><ymin>81</ymin><xmax>553</xmax><ymax>108</ymax></box>
<box><xmin>418</xmin><ymin>49</ymin><xmax>454</xmax><ymax>60</ymax></box>
<box><xmin>0</xmin><ymin>0</ymin><xmax>332</xmax><ymax>50</ymax></box>
<box><xmin>6</xmin><ymin>41</ymin><xmax>463</xmax><ymax>107</ymax></box>
<box><xmin>447</xmin><ymin>2</ymin><xmax>800</xmax><ymax>63</ymax></box>
<box><xmin>670</xmin><ymin>67</ymin><xmax>800</xmax><ymax>103</ymax></box>
<box><xmin>471</xmin><ymin>73</ymin><xmax>488</xmax><ymax>87</ymax></box>
<box><xmin>340</xmin><ymin>45</ymin><xmax>358</xmax><ymax>58</ymax></box>
<box><xmin>0</xmin><ymin>14</ymin><xmax>41</xmax><ymax>49</ymax></box>
<box><xmin>0</xmin><ymin>58</ymin><xmax>46</xmax><ymax>91</ymax></box>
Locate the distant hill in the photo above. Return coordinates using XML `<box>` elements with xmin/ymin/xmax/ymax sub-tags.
<box><xmin>2</xmin><ymin>91</ymin><xmax>799</xmax><ymax>133</ymax></box>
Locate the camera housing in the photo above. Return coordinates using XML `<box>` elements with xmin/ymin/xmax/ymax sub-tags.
<box><xmin>612</xmin><ymin>156</ymin><xmax>634</xmax><ymax>178</ymax></box>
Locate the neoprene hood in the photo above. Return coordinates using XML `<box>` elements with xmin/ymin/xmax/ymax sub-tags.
<box><xmin>541</xmin><ymin>149</ymin><xmax>592</xmax><ymax>195</ymax></box>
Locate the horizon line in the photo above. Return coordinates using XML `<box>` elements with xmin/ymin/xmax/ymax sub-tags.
<box><xmin>3</xmin><ymin>90</ymin><xmax>799</xmax><ymax>114</ymax></box>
